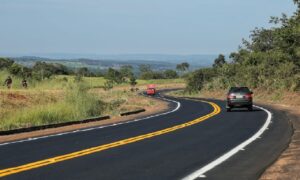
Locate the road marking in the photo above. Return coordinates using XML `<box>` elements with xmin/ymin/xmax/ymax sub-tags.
<box><xmin>0</xmin><ymin>100</ymin><xmax>221</xmax><ymax>178</ymax></box>
<box><xmin>0</xmin><ymin>96</ymin><xmax>180</xmax><ymax>147</ymax></box>
<box><xmin>182</xmin><ymin>104</ymin><xmax>272</xmax><ymax>180</ymax></box>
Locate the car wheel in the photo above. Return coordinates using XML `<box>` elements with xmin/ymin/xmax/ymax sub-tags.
<box><xmin>226</xmin><ymin>108</ymin><xmax>231</xmax><ymax>112</ymax></box>
<box><xmin>248</xmin><ymin>106</ymin><xmax>253</xmax><ymax>111</ymax></box>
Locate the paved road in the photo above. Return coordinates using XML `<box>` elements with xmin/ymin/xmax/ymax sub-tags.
<box><xmin>0</xmin><ymin>92</ymin><xmax>292</xmax><ymax>180</ymax></box>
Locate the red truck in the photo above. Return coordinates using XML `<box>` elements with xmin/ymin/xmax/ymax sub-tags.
<box><xmin>146</xmin><ymin>84</ymin><xmax>156</xmax><ymax>95</ymax></box>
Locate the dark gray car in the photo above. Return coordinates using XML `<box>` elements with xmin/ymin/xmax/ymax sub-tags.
<box><xmin>226</xmin><ymin>87</ymin><xmax>253</xmax><ymax>112</ymax></box>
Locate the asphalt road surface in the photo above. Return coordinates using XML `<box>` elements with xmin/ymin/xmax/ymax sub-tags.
<box><xmin>0</xmin><ymin>92</ymin><xmax>292</xmax><ymax>180</ymax></box>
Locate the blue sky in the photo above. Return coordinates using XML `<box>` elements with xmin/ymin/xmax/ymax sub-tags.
<box><xmin>0</xmin><ymin>0</ymin><xmax>297</xmax><ymax>56</ymax></box>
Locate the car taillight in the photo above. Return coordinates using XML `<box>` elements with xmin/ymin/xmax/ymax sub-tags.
<box><xmin>244</xmin><ymin>94</ymin><xmax>252</xmax><ymax>99</ymax></box>
<box><xmin>227</xmin><ymin>94</ymin><xmax>236</xmax><ymax>99</ymax></box>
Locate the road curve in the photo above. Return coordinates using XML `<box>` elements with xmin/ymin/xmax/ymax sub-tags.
<box><xmin>0</xmin><ymin>92</ymin><xmax>292</xmax><ymax>180</ymax></box>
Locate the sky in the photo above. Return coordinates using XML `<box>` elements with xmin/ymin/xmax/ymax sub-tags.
<box><xmin>0</xmin><ymin>0</ymin><xmax>297</xmax><ymax>57</ymax></box>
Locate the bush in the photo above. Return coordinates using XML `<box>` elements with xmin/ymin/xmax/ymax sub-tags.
<box><xmin>74</xmin><ymin>74</ymin><xmax>83</xmax><ymax>82</ymax></box>
<box><xmin>103</xmin><ymin>80</ymin><xmax>114</xmax><ymax>91</ymax></box>
<box><xmin>164</xmin><ymin>69</ymin><xmax>178</xmax><ymax>79</ymax></box>
<box><xmin>185</xmin><ymin>70</ymin><xmax>205</xmax><ymax>93</ymax></box>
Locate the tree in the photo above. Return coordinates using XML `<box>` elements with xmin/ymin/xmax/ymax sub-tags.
<box><xmin>294</xmin><ymin>0</ymin><xmax>300</xmax><ymax>8</ymax></box>
<box><xmin>77</xmin><ymin>67</ymin><xmax>89</xmax><ymax>77</ymax></box>
<box><xmin>32</xmin><ymin>62</ymin><xmax>53</xmax><ymax>80</ymax></box>
<box><xmin>182</xmin><ymin>62</ymin><xmax>190</xmax><ymax>70</ymax></box>
<box><xmin>52</xmin><ymin>63</ymin><xmax>69</xmax><ymax>75</ymax></box>
<box><xmin>8</xmin><ymin>63</ymin><xmax>22</xmax><ymax>76</ymax></box>
<box><xmin>164</xmin><ymin>69</ymin><xmax>178</xmax><ymax>79</ymax></box>
<box><xmin>105</xmin><ymin>68</ymin><xmax>124</xmax><ymax>84</ymax></box>
<box><xmin>31</xmin><ymin>61</ymin><xmax>70</xmax><ymax>80</ymax></box>
<box><xmin>185</xmin><ymin>70</ymin><xmax>205</xmax><ymax>93</ymax></box>
<box><xmin>0</xmin><ymin>58</ymin><xmax>14</xmax><ymax>69</ymax></box>
<box><xmin>21</xmin><ymin>66</ymin><xmax>32</xmax><ymax>78</ymax></box>
<box><xmin>229</xmin><ymin>49</ymin><xmax>249</xmax><ymax>64</ymax></box>
<box><xmin>129</xmin><ymin>76</ymin><xmax>137</xmax><ymax>86</ymax></box>
<box><xmin>120</xmin><ymin>65</ymin><xmax>134</xmax><ymax>79</ymax></box>
<box><xmin>139</xmin><ymin>64</ymin><xmax>158</xmax><ymax>79</ymax></box>
<box><xmin>176</xmin><ymin>62</ymin><xmax>190</xmax><ymax>74</ymax></box>
<box><xmin>213</xmin><ymin>54</ymin><xmax>226</xmax><ymax>68</ymax></box>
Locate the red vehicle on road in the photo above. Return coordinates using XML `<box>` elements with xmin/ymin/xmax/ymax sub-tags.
<box><xmin>146</xmin><ymin>84</ymin><xmax>156</xmax><ymax>95</ymax></box>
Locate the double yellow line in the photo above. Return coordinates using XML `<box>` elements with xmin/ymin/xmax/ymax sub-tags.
<box><xmin>0</xmin><ymin>100</ymin><xmax>221</xmax><ymax>178</ymax></box>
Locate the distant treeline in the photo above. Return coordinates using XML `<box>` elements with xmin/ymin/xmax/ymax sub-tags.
<box><xmin>186</xmin><ymin>0</ymin><xmax>300</xmax><ymax>93</ymax></box>
<box><xmin>0</xmin><ymin>57</ymin><xmax>189</xmax><ymax>81</ymax></box>
<box><xmin>0</xmin><ymin>58</ymin><xmax>75</xmax><ymax>80</ymax></box>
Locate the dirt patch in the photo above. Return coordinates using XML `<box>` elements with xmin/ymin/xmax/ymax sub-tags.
<box><xmin>6</xmin><ymin>93</ymin><xmax>27</xmax><ymax>100</ymax></box>
<box><xmin>0</xmin><ymin>90</ymin><xmax>62</xmax><ymax>108</ymax></box>
<box><xmin>0</xmin><ymin>96</ymin><xmax>169</xmax><ymax>143</ymax></box>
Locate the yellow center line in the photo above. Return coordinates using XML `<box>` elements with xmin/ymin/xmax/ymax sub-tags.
<box><xmin>0</xmin><ymin>100</ymin><xmax>221</xmax><ymax>178</ymax></box>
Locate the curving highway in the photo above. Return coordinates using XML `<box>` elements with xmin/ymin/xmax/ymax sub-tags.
<box><xmin>0</xmin><ymin>92</ymin><xmax>292</xmax><ymax>180</ymax></box>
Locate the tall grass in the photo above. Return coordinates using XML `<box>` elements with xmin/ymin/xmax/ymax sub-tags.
<box><xmin>35</xmin><ymin>75</ymin><xmax>107</xmax><ymax>90</ymax></box>
<box><xmin>0</xmin><ymin>73</ymin><xmax>184</xmax><ymax>130</ymax></box>
<box><xmin>0</xmin><ymin>70</ymin><xmax>24</xmax><ymax>89</ymax></box>
<box><xmin>0</xmin><ymin>82</ymin><xmax>106</xmax><ymax>130</ymax></box>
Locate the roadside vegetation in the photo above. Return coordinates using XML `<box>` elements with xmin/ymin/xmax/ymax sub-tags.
<box><xmin>0</xmin><ymin>57</ymin><xmax>185</xmax><ymax>131</ymax></box>
<box><xmin>0</xmin><ymin>77</ymin><xmax>184</xmax><ymax>131</ymax></box>
<box><xmin>182</xmin><ymin>0</ymin><xmax>300</xmax><ymax>103</ymax></box>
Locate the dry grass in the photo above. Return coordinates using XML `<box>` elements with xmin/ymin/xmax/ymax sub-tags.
<box><xmin>0</xmin><ymin>90</ymin><xmax>63</xmax><ymax>120</ymax></box>
<box><xmin>0</xmin><ymin>77</ymin><xmax>185</xmax><ymax>131</ymax></box>
<box><xmin>90</xmin><ymin>88</ymin><xmax>159</xmax><ymax>115</ymax></box>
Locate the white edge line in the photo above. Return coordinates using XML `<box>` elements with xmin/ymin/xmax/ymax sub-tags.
<box><xmin>182</xmin><ymin>105</ymin><xmax>272</xmax><ymax>180</ymax></box>
<box><xmin>0</xmin><ymin>95</ymin><xmax>181</xmax><ymax>147</ymax></box>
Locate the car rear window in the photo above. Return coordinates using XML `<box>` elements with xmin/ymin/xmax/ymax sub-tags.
<box><xmin>229</xmin><ymin>87</ymin><xmax>250</xmax><ymax>93</ymax></box>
